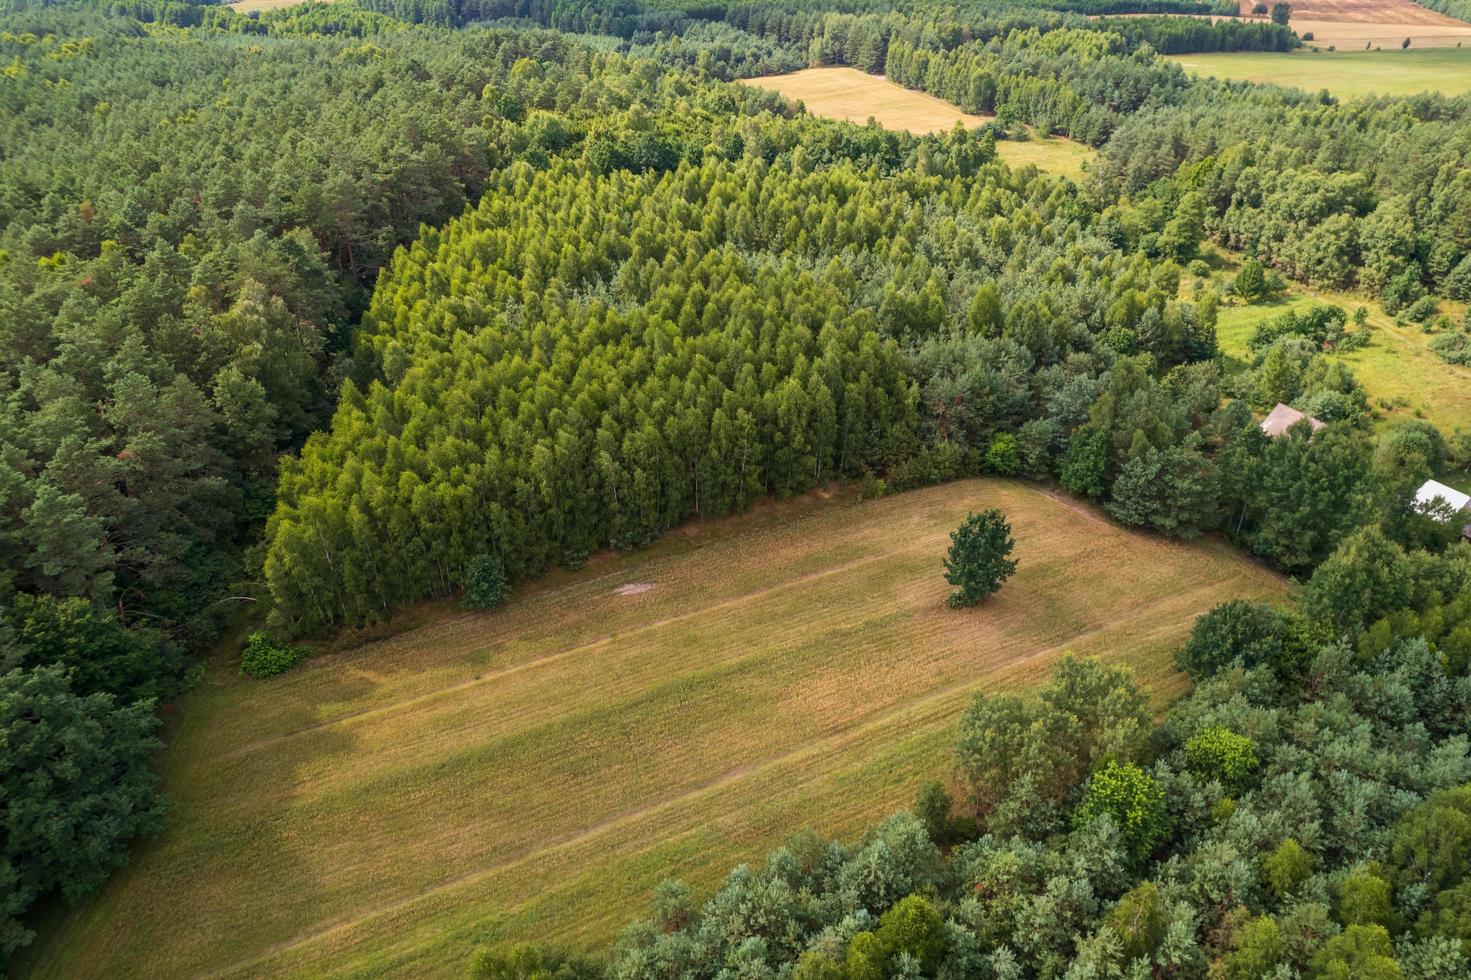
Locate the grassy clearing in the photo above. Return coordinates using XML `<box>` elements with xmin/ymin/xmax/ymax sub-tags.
<box><xmin>25</xmin><ymin>479</ymin><xmax>1286</xmax><ymax>979</ymax></box>
<box><xmin>1200</xmin><ymin>247</ymin><xmax>1471</xmax><ymax>432</ymax></box>
<box><xmin>741</xmin><ymin>67</ymin><xmax>1096</xmax><ymax>179</ymax></box>
<box><xmin>1171</xmin><ymin>48</ymin><xmax>1471</xmax><ymax>98</ymax></box>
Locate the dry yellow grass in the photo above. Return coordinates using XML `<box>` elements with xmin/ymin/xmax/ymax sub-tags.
<box><xmin>24</xmin><ymin>480</ymin><xmax>1287</xmax><ymax>979</ymax></box>
<box><xmin>742</xmin><ymin>67</ymin><xmax>1096</xmax><ymax>179</ymax></box>
<box><xmin>741</xmin><ymin>66</ymin><xmax>991</xmax><ymax>134</ymax></box>
<box><xmin>227</xmin><ymin>0</ymin><xmax>321</xmax><ymax>12</ymax></box>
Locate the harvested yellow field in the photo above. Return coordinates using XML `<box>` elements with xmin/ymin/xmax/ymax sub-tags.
<box><xmin>741</xmin><ymin>66</ymin><xmax>991</xmax><ymax>134</ymax></box>
<box><xmin>743</xmin><ymin>67</ymin><xmax>1096</xmax><ymax>178</ymax></box>
<box><xmin>228</xmin><ymin>0</ymin><xmax>321</xmax><ymax>11</ymax></box>
<box><xmin>25</xmin><ymin>480</ymin><xmax>1287</xmax><ymax>978</ymax></box>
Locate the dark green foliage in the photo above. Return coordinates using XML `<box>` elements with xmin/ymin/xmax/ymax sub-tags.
<box><xmin>1303</xmin><ymin>527</ymin><xmax>1413</xmax><ymax>637</ymax></box>
<box><xmin>0</xmin><ymin>665</ymin><xmax>164</xmax><ymax>960</ymax></box>
<box><xmin>464</xmin><ymin>555</ymin><xmax>511</xmax><ymax>610</ymax></box>
<box><xmin>943</xmin><ymin>509</ymin><xmax>1018</xmax><ymax>608</ymax></box>
<box><xmin>1270</xmin><ymin>1</ymin><xmax>1290</xmax><ymax>23</ymax></box>
<box><xmin>1175</xmin><ymin>599</ymin><xmax>1298</xmax><ymax>681</ymax></box>
<box><xmin>1060</xmin><ymin>426</ymin><xmax>1110</xmax><ymax>499</ymax></box>
<box><xmin>0</xmin><ymin>594</ymin><xmax>178</xmax><ymax>703</ymax></box>
<box><xmin>1106</xmin><ymin>442</ymin><xmax>1219</xmax><ymax>537</ymax></box>
<box><xmin>239</xmin><ymin>631</ymin><xmax>307</xmax><ymax>679</ymax></box>
<box><xmin>1105</xmin><ymin>880</ymin><xmax>1167</xmax><ymax>962</ymax></box>
<box><xmin>914</xmin><ymin>780</ymin><xmax>953</xmax><ymax>847</ymax></box>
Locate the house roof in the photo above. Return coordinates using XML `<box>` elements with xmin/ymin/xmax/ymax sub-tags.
<box><xmin>1259</xmin><ymin>402</ymin><xmax>1325</xmax><ymax>438</ymax></box>
<box><xmin>1415</xmin><ymin>479</ymin><xmax>1471</xmax><ymax>515</ymax></box>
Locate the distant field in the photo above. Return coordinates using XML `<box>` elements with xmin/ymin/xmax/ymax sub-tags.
<box><xmin>1250</xmin><ymin>0</ymin><xmax>1471</xmax><ymax>47</ymax></box>
<box><xmin>742</xmin><ymin>67</ymin><xmax>1097</xmax><ymax>179</ymax></box>
<box><xmin>1172</xmin><ymin>49</ymin><xmax>1471</xmax><ymax>97</ymax></box>
<box><xmin>228</xmin><ymin>0</ymin><xmax>318</xmax><ymax>11</ymax></box>
<box><xmin>25</xmin><ymin>480</ymin><xmax>1286</xmax><ymax>978</ymax></box>
<box><xmin>1203</xmin><ymin>248</ymin><xmax>1471</xmax><ymax>431</ymax></box>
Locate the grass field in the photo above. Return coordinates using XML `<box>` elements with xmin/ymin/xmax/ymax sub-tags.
<box><xmin>1202</xmin><ymin>247</ymin><xmax>1471</xmax><ymax>432</ymax></box>
<box><xmin>1171</xmin><ymin>48</ymin><xmax>1471</xmax><ymax>97</ymax></box>
<box><xmin>25</xmin><ymin>480</ymin><xmax>1286</xmax><ymax>978</ymax></box>
<box><xmin>742</xmin><ymin>67</ymin><xmax>1097</xmax><ymax>179</ymax></box>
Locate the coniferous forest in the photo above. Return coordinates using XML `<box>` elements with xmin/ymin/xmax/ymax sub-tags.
<box><xmin>5</xmin><ymin>0</ymin><xmax>1471</xmax><ymax>973</ymax></box>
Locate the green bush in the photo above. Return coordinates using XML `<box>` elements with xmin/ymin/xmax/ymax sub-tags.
<box><xmin>464</xmin><ymin>554</ymin><xmax>511</xmax><ymax>609</ymax></box>
<box><xmin>985</xmin><ymin>432</ymin><xmax>1021</xmax><ymax>475</ymax></box>
<box><xmin>240</xmin><ymin>632</ymin><xmax>307</xmax><ymax>679</ymax></box>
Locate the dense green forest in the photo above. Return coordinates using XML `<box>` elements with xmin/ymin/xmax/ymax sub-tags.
<box><xmin>5</xmin><ymin>0</ymin><xmax>1471</xmax><ymax>969</ymax></box>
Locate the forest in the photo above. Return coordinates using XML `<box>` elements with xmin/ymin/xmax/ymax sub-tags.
<box><xmin>3</xmin><ymin>0</ymin><xmax>1471</xmax><ymax>972</ymax></box>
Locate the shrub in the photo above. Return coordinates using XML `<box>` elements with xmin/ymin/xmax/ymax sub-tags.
<box><xmin>985</xmin><ymin>432</ymin><xmax>1021</xmax><ymax>475</ymax></box>
<box><xmin>240</xmin><ymin>632</ymin><xmax>307</xmax><ymax>679</ymax></box>
<box><xmin>1429</xmin><ymin>331</ymin><xmax>1471</xmax><ymax>366</ymax></box>
<box><xmin>464</xmin><ymin>554</ymin><xmax>511</xmax><ymax>609</ymax></box>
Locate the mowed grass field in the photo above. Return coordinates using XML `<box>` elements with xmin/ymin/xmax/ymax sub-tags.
<box><xmin>1202</xmin><ymin>247</ymin><xmax>1471</xmax><ymax>431</ymax></box>
<box><xmin>1171</xmin><ymin>48</ymin><xmax>1471</xmax><ymax>97</ymax></box>
<box><xmin>26</xmin><ymin>480</ymin><xmax>1286</xmax><ymax>978</ymax></box>
<box><xmin>742</xmin><ymin>67</ymin><xmax>1097</xmax><ymax>179</ymax></box>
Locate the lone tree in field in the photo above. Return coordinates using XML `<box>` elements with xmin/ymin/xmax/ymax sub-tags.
<box><xmin>944</xmin><ymin>509</ymin><xmax>1018</xmax><ymax>608</ymax></box>
<box><xmin>1270</xmin><ymin>1</ymin><xmax>1291</xmax><ymax>24</ymax></box>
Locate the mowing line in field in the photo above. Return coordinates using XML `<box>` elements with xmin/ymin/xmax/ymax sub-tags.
<box><xmin>220</xmin><ymin>552</ymin><xmax>895</xmax><ymax>762</ymax></box>
<box><xmin>202</xmin><ymin>580</ymin><xmax>1239</xmax><ymax>979</ymax></box>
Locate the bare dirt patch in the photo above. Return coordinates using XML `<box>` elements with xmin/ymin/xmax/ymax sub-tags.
<box><xmin>613</xmin><ymin>582</ymin><xmax>655</xmax><ymax>596</ymax></box>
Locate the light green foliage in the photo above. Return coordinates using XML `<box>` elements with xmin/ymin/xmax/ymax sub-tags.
<box><xmin>1185</xmin><ymin>726</ymin><xmax>1259</xmax><ymax>791</ymax></box>
<box><xmin>1075</xmin><ymin>761</ymin><xmax>1168</xmax><ymax>864</ymax></box>
<box><xmin>239</xmin><ymin>632</ymin><xmax>307</xmax><ymax>679</ymax></box>
<box><xmin>875</xmin><ymin>895</ymin><xmax>945</xmax><ymax>972</ymax></box>
<box><xmin>1223</xmin><ymin>915</ymin><xmax>1285</xmax><ymax>979</ymax></box>
<box><xmin>1262</xmin><ymin>838</ymin><xmax>1314</xmax><ymax>900</ymax></box>
<box><xmin>466</xmin><ymin>942</ymin><xmax>596</xmax><ymax>979</ymax></box>
<box><xmin>944</xmin><ymin>509</ymin><xmax>1018</xmax><ymax>608</ymax></box>
<box><xmin>985</xmin><ymin>433</ymin><xmax>1022</xmax><ymax>476</ymax></box>
<box><xmin>1309</xmin><ymin>924</ymin><xmax>1403</xmax><ymax>980</ymax></box>
<box><xmin>1337</xmin><ymin>872</ymin><xmax>1396</xmax><ymax>929</ymax></box>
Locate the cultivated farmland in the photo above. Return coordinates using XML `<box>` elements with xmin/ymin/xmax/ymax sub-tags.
<box><xmin>1172</xmin><ymin>48</ymin><xmax>1471</xmax><ymax>97</ymax></box>
<box><xmin>741</xmin><ymin>67</ymin><xmax>1097</xmax><ymax>178</ymax></box>
<box><xmin>25</xmin><ymin>480</ymin><xmax>1286</xmax><ymax>978</ymax></box>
